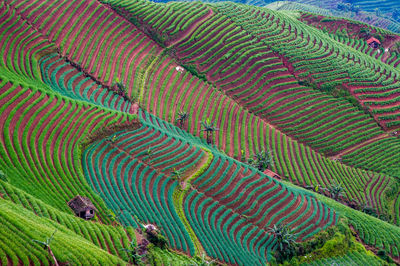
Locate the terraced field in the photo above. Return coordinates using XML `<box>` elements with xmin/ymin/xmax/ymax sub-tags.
<box><xmin>7</xmin><ymin>0</ymin><xmax>161</xmax><ymax>95</ymax></box>
<box><xmin>2</xmin><ymin>0</ymin><xmax>400</xmax><ymax>264</ymax></box>
<box><xmin>39</xmin><ymin>53</ymin><xmax>134</xmax><ymax>113</ymax></box>
<box><xmin>105</xmin><ymin>0</ymin><xmax>400</xmax><ymax>178</ymax></box>
<box><xmin>82</xmin><ymin>110</ymin><xmax>338</xmax><ymax>264</ymax></box>
<box><xmin>0</xmin><ymin>74</ymin><xmax>136</xmax><ymax>213</ymax></box>
<box><xmin>316</xmin><ymin>193</ymin><xmax>400</xmax><ymax>261</ymax></box>
<box><xmin>215</xmin><ymin>3</ymin><xmax>400</xmax><ymax>127</ymax></box>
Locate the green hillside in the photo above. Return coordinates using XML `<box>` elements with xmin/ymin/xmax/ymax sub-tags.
<box><xmin>1</xmin><ymin>0</ymin><xmax>400</xmax><ymax>264</ymax></box>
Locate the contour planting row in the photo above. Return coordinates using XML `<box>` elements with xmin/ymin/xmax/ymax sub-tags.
<box><xmin>140</xmin><ymin>56</ymin><xmax>397</xmax><ymax>219</ymax></box>
<box><xmin>161</xmin><ymin>4</ymin><xmax>384</xmax><ymax>155</ymax></box>
<box><xmin>321</xmin><ymin>28</ymin><xmax>400</xmax><ymax>69</ymax></box>
<box><xmin>183</xmin><ymin>189</ymin><xmax>273</xmax><ymax>265</ymax></box>
<box><xmin>0</xmin><ymin>180</ymin><xmax>135</xmax><ymax>262</ymax></box>
<box><xmin>83</xmin><ymin>123</ymin><xmax>208</xmax><ymax>255</ymax></box>
<box><xmin>104</xmin><ymin>0</ymin><xmax>400</xmax><ymax>176</ymax></box>
<box><xmin>106</xmin><ymin>0</ymin><xmax>211</xmax><ymax>46</ymax></box>
<box><xmin>185</xmin><ymin>155</ymin><xmax>337</xmax><ymax>264</ymax></box>
<box><xmin>215</xmin><ymin>3</ymin><xmax>400</xmax><ymax>130</ymax></box>
<box><xmin>320</xmin><ymin>196</ymin><xmax>400</xmax><ymax>260</ymax></box>
<box><xmin>342</xmin><ymin>136</ymin><xmax>400</xmax><ymax>176</ymax></box>
<box><xmin>11</xmin><ymin>0</ymin><xmax>397</xmax><ymax>219</ymax></box>
<box><xmin>0</xmin><ymin>198</ymin><xmax>127</xmax><ymax>265</ymax></box>
<box><xmin>0</xmin><ymin>2</ymin><xmax>55</xmax><ymax>82</ymax></box>
<box><xmin>39</xmin><ymin>53</ymin><xmax>134</xmax><ymax>113</ymax></box>
<box><xmin>8</xmin><ymin>0</ymin><xmax>160</xmax><ymax>93</ymax></box>
<box><xmin>82</xmin><ymin>120</ymin><xmax>268</xmax><ymax>264</ymax></box>
<box><xmin>191</xmin><ymin>152</ymin><xmax>337</xmax><ymax>240</ymax></box>
<box><xmin>141</xmin><ymin>111</ymin><xmax>336</xmax><ymax>265</ymax></box>
<box><xmin>354</xmin><ymin>0</ymin><xmax>400</xmax><ymax>13</ymax></box>
<box><xmin>0</xmin><ymin>74</ymin><xmax>135</xmax><ymax>219</ymax></box>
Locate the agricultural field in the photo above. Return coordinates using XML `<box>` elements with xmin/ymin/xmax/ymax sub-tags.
<box><xmin>2</xmin><ymin>0</ymin><xmax>400</xmax><ymax>264</ymax></box>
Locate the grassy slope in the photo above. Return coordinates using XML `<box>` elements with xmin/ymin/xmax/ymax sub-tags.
<box><xmin>0</xmin><ymin>0</ymin><xmax>399</xmax><ymax>264</ymax></box>
<box><xmin>104</xmin><ymin>0</ymin><xmax>400</xmax><ymax>224</ymax></box>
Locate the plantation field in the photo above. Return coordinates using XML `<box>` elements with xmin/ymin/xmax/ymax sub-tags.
<box><xmin>2</xmin><ymin>0</ymin><xmax>400</xmax><ymax>264</ymax></box>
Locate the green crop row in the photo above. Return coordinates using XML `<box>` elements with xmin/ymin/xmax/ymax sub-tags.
<box><xmin>83</xmin><ymin>124</ymin><xmax>207</xmax><ymax>254</ymax></box>
<box><xmin>0</xmin><ymin>198</ymin><xmax>129</xmax><ymax>265</ymax></box>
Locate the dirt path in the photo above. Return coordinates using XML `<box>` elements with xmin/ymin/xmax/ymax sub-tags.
<box><xmin>329</xmin><ymin>133</ymin><xmax>388</xmax><ymax>160</ymax></box>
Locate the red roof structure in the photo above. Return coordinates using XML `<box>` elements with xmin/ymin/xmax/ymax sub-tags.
<box><xmin>366</xmin><ymin>37</ymin><xmax>381</xmax><ymax>45</ymax></box>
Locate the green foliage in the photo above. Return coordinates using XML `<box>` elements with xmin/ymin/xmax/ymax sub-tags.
<box><xmin>181</xmin><ymin>64</ymin><xmax>208</xmax><ymax>83</ymax></box>
<box><xmin>327</xmin><ymin>181</ymin><xmax>345</xmax><ymax>201</ymax></box>
<box><xmin>268</xmin><ymin>224</ymin><xmax>297</xmax><ymax>263</ymax></box>
<box><xmin>377</xmin><ymin>249</ymin><xmax>395</xmax><ymax>264</ymax></box>
<box><xmin>171</xmin><ymin>168</ymin><xmax>183</xmax><ymax>182</ymax></box>
<box><xmin>32</xmin><ymin>229</ymin><xmax>57</xmax><ymax>248</ymax></box>
<box><xmin>201</xmin><ymin>120</ymin><xmax>219</xmax><ymax>144</ymax></box>
<box><xmin>0</xmin><ymin>199</ymin><xmax>127</xmax><ymax>265</ymax></box>
<box><xmin>176</xmin><ymin>111</ymin><xmax>189</xmax><ymax>129</ymax></box>
<box><xmin>146</xmin><ymin>230</ymin><xmax>168</xmax><ymax>249</ymax></box>
<box><xmin>248</xmin><ymin>149</ymin><xmax>273</xmax><ymax>171</ymax></box>
<box><xmin>120</xmin><ymin>240</ymin><xmax>145</xmax><ymax>265</ymax></box>
<box><xmin>0</xmin><ymin>170</ymin><xmax>7</xmax><ymax>182</ymax></box>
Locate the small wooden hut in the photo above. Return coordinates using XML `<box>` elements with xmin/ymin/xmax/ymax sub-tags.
<box><xmin>366</xmin><ymin>37</ymin><xmax>381</xmax><ymax>48</ymax></box>
<box><xmin>68</xmin><ymin>195</ymin><xmax>97</xmax><ymax>220</ymax></box>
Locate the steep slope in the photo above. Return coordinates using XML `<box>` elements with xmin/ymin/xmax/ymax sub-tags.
<box><xmin>100</xmin><ymin>0</ymin><xmax>400</xmax><ymax>222</ymax></box>
<box><xmin>1</xmin><ymin>0</ymin><xmax>400</xmax><ymax>264</ymax></box>
<box><xmin>82</xmin><ymin>110</ymin><xmax>337</xmax><ymax>264</ymax></box>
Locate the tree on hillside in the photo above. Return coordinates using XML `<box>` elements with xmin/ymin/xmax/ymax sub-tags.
<box><xmin>114</xmin><ymin>77</ymin><xmax>130</xmax><ymax>101</ymax></box>
<box><xmin>176</xmin><ymin>111</ymin><xmax>188</xmax><ymax>129</ymax></box>
<box><xmin>248</xmin><ymin>150</ymin><xmax>273</xmax><ymax>171</ymax></box>
<box><xmin>327</xmin><ymin>181</ymin><xmax>345</xmax><ymax>201</ymax></box>
<box><xmin>171</xmin><ymin>168</ymin><xmax>183</xmax><ymax>182</ymax></box>
<box><xmin>32</xmin><ymin>230</ymin><xmax>59</xmax><ymax>266</ymax></box>
<box><xmin>268</xmin><ymin>223</ymin><xmax>296</xmax><ymax>262</ymax></box>
<box><xmin>201</xmin><ymin>120</ymin><xmax>219</xmax><ymax>145</ymax></box>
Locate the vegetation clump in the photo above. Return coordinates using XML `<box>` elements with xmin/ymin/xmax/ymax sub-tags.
<box><xmin>327</xmin><ymin>181</ymin><xmax>345</xmax><ymax>201</ymax></box>
<box><xmin>268</xmin><ymin>223</ymin><xmax>297</xmax><ymax>263</ymax></box>
<box><xmin>32</xmin><ymin>230</ymin><xmax>59</xmax><ymax>266</ymax></box>
<box><xmin>276</xmin><ymin>219</ymin><xmax>386</xmax><ymax>265</ymax></box>
<box><xmin>201</xmin><ymin>119</ymin><xmax>219</xmax><ymax>145</ymax></box>
<box><xmin>248</xmin><ymin>150</ymin><xmax>273</xmax><ymax>171</ymax></box>
<box><xmin>143</xmin><ymin>224</ymin><xmax>168</xmax><ymax>249</ymax></box>
<box><xmin>176</xmin><ymin>111</ymin><xmax>188</xmax><ymax>129</ymax></box>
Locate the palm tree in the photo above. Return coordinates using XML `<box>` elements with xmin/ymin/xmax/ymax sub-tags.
<box><xmin>248</xmin><ymin>150</ymin><xmax>273</xmax><ymax>171</ymax></box>
<box><xmin>32</xmin><ymin>230</ymin><xmax>59</xmax><ymax>266</ymax></box>
<box><xmin>328</xmin><ymin>181</ymin><xmax>345</xmax><ymax>201</ymax></box>
<box><xmin>201</xmin><ymin>120</ymin><xmax>219</xmax><ymax>145</ymax></box>
<box><xmin>176</xmin><ymin>111</ymin><xmax>188</xmax><ymax>129</ymax></box>
<box><xmin>267</xmin><ymin>223</ymin><xmax>296</xmax><ymax>252</ymax></box>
